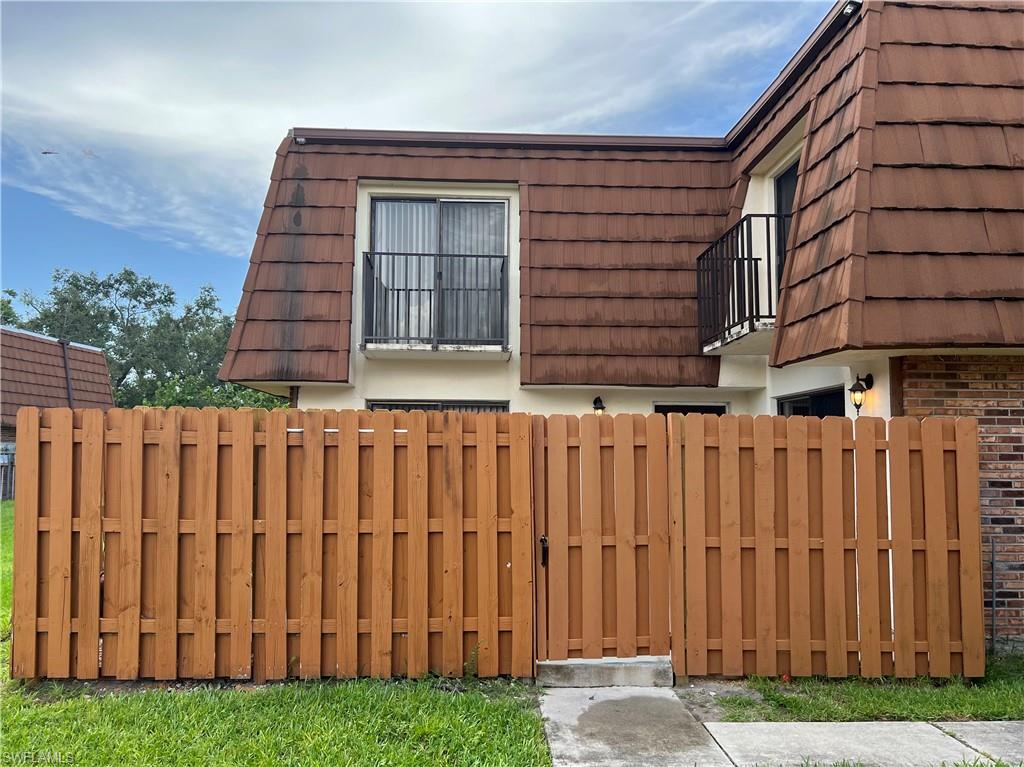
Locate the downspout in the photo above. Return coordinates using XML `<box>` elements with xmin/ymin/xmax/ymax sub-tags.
<box><xmin>58</xmin><ymin>339</ymin><xmax>76</xmax><ymax>409</ymax></box>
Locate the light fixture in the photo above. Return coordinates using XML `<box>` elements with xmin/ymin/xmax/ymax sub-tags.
<box><xmin>848</xmin><ymin>374</ymin><xmax>874</xmax><ymax>415</ymax></box>
<box><xmin>592</xmin><ymin>396</ymin><xmax>605</xmax><ymax>415</ymax></box>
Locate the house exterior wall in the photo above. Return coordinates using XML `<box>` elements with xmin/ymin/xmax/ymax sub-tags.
<box><xmin>897</xmin><ymin>354</ymin><xmax>1024</xmax><ymax>650</ymax></box>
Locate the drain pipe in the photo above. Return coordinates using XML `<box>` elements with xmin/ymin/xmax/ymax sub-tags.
<box><xmin>58</xmin><ymin>339</ymin><xmax>76</xmax><ymax>409</ymax></box>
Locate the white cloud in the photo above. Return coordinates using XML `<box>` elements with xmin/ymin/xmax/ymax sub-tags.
<box><xmin>1</xmin><ymin>1</ymin><xmax>827</xmax><ymax>258</ymax></box>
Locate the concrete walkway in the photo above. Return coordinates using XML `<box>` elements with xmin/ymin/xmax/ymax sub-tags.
<box><xmin>540</xmin><ymin>687</ymin><xmax>1024</xmax><ymax>767</ymax></box>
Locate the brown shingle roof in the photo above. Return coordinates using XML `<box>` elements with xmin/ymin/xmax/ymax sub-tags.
<box><xmin>771</xmin><ymin>0</ymin><xmax>1024</xmax><ymax>365</ymax></box>
<box><xmin>1</xmin><ymin>327</ymin><xmax>115</xmax><ymax>427</ymax></box>
<box><xmin>222</xmin><ymin>0</ymin><xmax>1024</xmax><ymax>383</ymax></box>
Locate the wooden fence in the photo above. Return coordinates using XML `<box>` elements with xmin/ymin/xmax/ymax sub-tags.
<box><xmin>11</xmin><ymin>407</ymin><xmax>534</xmax><ymax>681</ymax></box>
<box><xmin>666</xmin><ymin>413</ymin><xmax>984</xmax><ymax>679</ymax></box>
<box><xmin>11</xmin><ymin>408</ymin><xmax>984</xmax><ymax>680</ymax></box>
<box><xmin>529</xmin><ymin>412</ymin><xmax>983</xmax><ymax>678</ymax></box>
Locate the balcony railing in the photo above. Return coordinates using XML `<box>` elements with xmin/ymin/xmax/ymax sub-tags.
<box><xmin>697</xmin><ymin>213</ymin><xmax>792</xmax><ymax>350</ymax></box>
<box><xmin>362</xmin><ymin>252</ymin><xmax>508</xmax><ymax>348</ymax></box>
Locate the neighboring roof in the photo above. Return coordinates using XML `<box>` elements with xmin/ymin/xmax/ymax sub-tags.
<box><xmin>1</xmin><ymin>327</ymin><xmax>115</xmax><ymax>427</ymax></box>
<box><xmin>222</xmin><ymin>0</ymin><xmax>1023</xmax><ymax>385</ymax></box>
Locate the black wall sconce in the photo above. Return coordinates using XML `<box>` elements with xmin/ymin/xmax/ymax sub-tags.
<box><xmin>592</xmin><ymin>396</ymin><xmax>605</xmax><ymax>415</ymax></box>
<box><xmin>848</xmin><ymin>374</ymin><xmax>874</xmax><ymax>415</ymax></box>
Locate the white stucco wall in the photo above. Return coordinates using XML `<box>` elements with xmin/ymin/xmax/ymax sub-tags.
<box><xmin>292</xmin><ymin>177</ymin><xmax>898</xmax><ymax>418</ymax></box>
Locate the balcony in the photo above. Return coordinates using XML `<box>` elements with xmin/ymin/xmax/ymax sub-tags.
<box><xmin>361</xmin><ymin>251</ymin><xmax>509</xmax><ymax>355</ymax></box>
<box><xmin>697</xmin><ymin>213</ymin><xmax>791</xmax><ymax>354</ymax></box>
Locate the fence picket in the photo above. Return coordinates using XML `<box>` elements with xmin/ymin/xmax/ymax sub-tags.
<box><xmin>579</xmin><ymin>414</ymin><xmax>603</xmax><ymax>658</ymax></box>
<box><xmin>117</xmin><ymin>408</ymin><xmax>144</xmax><ymax>680</ymax></box>
<box><xmin>753</xmin><ymin>415</ymin><xmax>777</xmax><ymax>676</ymax></box>
<box><xmin>646</xmin><ymin>414</ymin><xmax>670</xmax><ymax>657</ymax></box>
<box><xmin>954</xmin><ymin>418</ymin><xmax>985</xmax><ymax>677</ymax></box>
<box><xmin>786</xmin><ymin>416</ymin><xmax>812</xmax><ymax>676</ymax></box>
<box><xmin>718</xmin><ymin>414</ymin><xmax>743</xmax><ymax>676</ymax></box>
<box><xmin>667</xmin><ymin>414</ymin><xmax>686</xmax><ymax>677</ymax></box>
<box><xmin>295</xmin><ymin>411</ymin><xmax>322</xmax><ymax>677</ymax></box>
<box><xmin>193</xmin><ymin>408</ymin><xmax>218</xmax><ymax>679</ymax></box>
<box><xmin>821</xmin><ymin>416</ymin><xmax>847</xmax><ymax>678</ymax></box>
<box><xmin>441</xmin><ymin>411</ymin><xmax>464</xmax><ymax>676</ymax></box>
<box><xmin>155</xmin><ymin>409</ymin><xmax>181</xmax><ymax>680</ymax></box>
<box><xmin>264</xmin><ymin>409</ymin><xmax>288</xmax><ymax>679</ymax></box>
<box><xmin>13</xmin><ymin>407</ymin><xmax>40</xmax><ymax>678</ymax></box>
<box><xmin>613</xmin><ymin>414</ymin><xmax>638</xmax><ymax>658</ymax></box>
<box><xmin>683</xmin><ymin>413</ymin><xmax>708</xmax><ymax>674</ymax></box>
<box><xmin>76</xmin><ymin>409</ymin><xmax>104</xmax><ymax>679</ymax></box>
<box><xmin>405</xmin><ymin>411</ymin><xmax>429</xmax><ymax>678</ymax></box>
<box><xmin>922</xmin><ymin>418</ymin><xmax>951</xmax><ymax>677</ymax></box>
<box><xmin>476</xmin><ymin>413</ymin><xmax>499</xmax><ymax>676</ymax></box>
<box><xmin>888</xmin><ymin>418</ymin><xmax>916</xmax><ymax>677</ymax></box>
<box><xmin>546</xmin><ymin>415</ymin><xmax>569</xmax><ymax>660</ymax></box>
<box><xmin>47</xmin><ymin>408</ymin><xmax>74</xmax><ymax>677</ymax></box>
<box><xmin>230</xmin><ymin>409</ymin><xmax>254</xmax><ymax>679</ymax></box>
<box><xmin>510</xmin><ymin>413</ymin><xmax>535</xmax><ymax>678</ymax></box>
<box><xmin>854</xmin><ymin>417</ymin><xmax>882</xmax><ymax>678</ymax></box>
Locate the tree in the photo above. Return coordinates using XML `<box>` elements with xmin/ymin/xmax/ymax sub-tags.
<box><xmin>12</xmin><ymin>268</ymin><xmax>283</xmax><ymax>409</ymax></box>
<box><xmin>0</xmin><ymin>289</ymin><xmax>20</xmax><ymax>326</ymax></box>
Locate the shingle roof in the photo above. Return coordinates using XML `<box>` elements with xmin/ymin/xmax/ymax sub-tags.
<box><xmin>1</xmin><ymin>327</ymin><xmax>115</xmax><ymax>427</ymax></box>
<box><xmin>221</xmin><ymin>0</ymin><xmax>1024</xmax><ymax>384</ymax></box>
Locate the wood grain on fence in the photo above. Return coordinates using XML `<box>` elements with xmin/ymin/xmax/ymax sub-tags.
<box><xmin>664</xmin><ymin>413</ymin><xmax>983</xmax><ymax>679</ymax></box>
<box><xmin>12</xmin><ymin>407</ymin><xmax>534</xmax><ymax>680</ymax></box>
<box><xmin>12</xmin><ymin>408</ymin><xmax>982</xmax><ymax>680</ymax></box>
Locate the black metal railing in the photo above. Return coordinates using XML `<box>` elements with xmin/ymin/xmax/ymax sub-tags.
<box><xmin>362</xmin><ymin>252</ymin><xmax>508</xmax><ymax>348</ymax></box>
<box><xmin>697</xmin><ymin>213</ymin><xmax>792</xmax><ymax>349</ymax></box>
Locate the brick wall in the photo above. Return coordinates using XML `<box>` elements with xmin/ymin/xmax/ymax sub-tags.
<box><xmin>897</xmin><ymin>355</ymin><xmax>1024</xmax><ymax>650</ymax></box>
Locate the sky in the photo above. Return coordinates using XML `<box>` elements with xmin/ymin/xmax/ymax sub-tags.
<box><xmin>1</xmin><ymin>0</ymin><xmax>831</xmax><ymax>317</ymax></box>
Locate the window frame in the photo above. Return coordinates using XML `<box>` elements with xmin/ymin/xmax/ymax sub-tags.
<box><xmin>364</xmin><ymin>195</ymin><xmax>511</xmax><ymax>349</ymax></box>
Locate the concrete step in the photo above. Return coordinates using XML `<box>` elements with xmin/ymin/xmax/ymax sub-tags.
<box><xmin>537</xmin><ymin>655</ymin><xmax>674</xmax><ymax>688</ymax></box>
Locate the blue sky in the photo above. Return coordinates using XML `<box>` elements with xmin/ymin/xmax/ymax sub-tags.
<box><xmin>2</xmin><ymin>0</ymin><xmax>830</xmax><ymax>316</ymax></box>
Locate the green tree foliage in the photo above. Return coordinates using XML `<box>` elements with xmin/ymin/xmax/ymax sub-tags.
<box><xmin>0</xmin><ymin>289</ymin><xmax>21</xmax><ymax>326</ymax></box>
<box><xmin>12</xmin><ymin>268</ymin><xmax>284</xmax><ymax>409</ymax></box>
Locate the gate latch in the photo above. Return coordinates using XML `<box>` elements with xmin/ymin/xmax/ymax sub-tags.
<box><xmin>539</xmin><ymin>534</ymin><xmax>549</xmax><ymax>568</ymax></box>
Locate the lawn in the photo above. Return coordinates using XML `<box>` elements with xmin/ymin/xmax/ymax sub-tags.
<box><xmin>717</xmin><ymin>658</ymin><xmax>1024</xmax><ymax>722</ymax></box>
<box><xmin>0</xmin><ymin>500</ymin><xmax>550</xmax><ymax>767</ymax></box>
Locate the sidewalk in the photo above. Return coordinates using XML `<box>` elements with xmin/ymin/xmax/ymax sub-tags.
<box><xmin>540</xmin><ymin>687</ymin><xmax>1024</xmax><ymax>767</ymax></box>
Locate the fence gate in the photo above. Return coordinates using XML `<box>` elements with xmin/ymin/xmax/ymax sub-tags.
<box><xmin>533</xmin><ymin>414</ymin><xmax>672</xmax><ymax>661</ymax></box>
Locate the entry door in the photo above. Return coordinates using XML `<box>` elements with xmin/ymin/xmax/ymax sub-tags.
<box><xmin>535</xmin><ymin>414</ymin><xmax>673</xmax><ymax>661</ymax></box>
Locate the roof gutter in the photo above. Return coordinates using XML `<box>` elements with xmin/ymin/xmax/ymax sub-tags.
<box><xmin>291</xmin><ymin>127</ymin><xmax>725</xmax><ymax>151</ymax></box>
<box><xmin>724</xmin><ymin>0</ymin><xmax>863</xmax><ymax>147</ymax></box>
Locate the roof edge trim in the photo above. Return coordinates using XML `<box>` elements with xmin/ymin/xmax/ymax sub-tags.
<box><xmin>1</xmin><ymin>325</ymin><xmax>106</xmax><ymax>354</ymax></box>
<box><xmin>290</xmin><ymin>128</ymin><xmax>727</xmax><ymax>151</ymax></box>
<box><xmin>724</xmin><ymin>0</ymin><xmax>863</xmax><ymax>147</ymax></box>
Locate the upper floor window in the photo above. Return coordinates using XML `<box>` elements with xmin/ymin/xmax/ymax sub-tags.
<box><xmin>362</xmin><ymin>197</ymin><xmax>509</xmax><ymax>349</ymax></box>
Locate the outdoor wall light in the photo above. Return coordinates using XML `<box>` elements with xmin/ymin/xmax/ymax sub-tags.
<box><xmin>848</xmin><ymin>374</ymin><xmax>874</xmax><ymax>415</ymax></box>
<box><xmin>592</xmin><ymin>397</ymin><xmax>606</xmax><ymax>415</ymax></box>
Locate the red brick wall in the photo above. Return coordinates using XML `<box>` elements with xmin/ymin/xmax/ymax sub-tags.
<box><xmin>898</xmin><ymin>355</ymin><xmax>1024</xmax><ymax>648</ymax></box>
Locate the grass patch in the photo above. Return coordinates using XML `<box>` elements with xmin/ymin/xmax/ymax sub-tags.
<box><xmin>3</xmin><ymin>678</ymin><xmax>548</xmax><ymax>766</ymax></box>
<box><xmin>718</xmin><ymin>656</ymin><xmax>1024</xmax><ymax>722</ymax></box>
<box><xmin>0</xmin><ymin>499</ymin><xmax>549</xmax><ymax>766</ymax></box>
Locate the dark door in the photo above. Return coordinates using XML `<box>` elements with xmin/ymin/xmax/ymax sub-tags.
<box><xmin>777</xmin><ymin>387</ymin><xmax>845</xmax><ymax>417</ymax></box>
<box><xmin>774</xmin><ymin>161</ymin><xmax>799</xmax><ymax>286</ymax></box>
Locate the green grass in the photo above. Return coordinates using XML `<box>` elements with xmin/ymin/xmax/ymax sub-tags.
<box><xmin>0</xmin><ymin>499</ymin><xmax>549</xmax><ymax>766</ymax></box>
<box><xmin>718</xmin><ymin>656</ymin><xmax>1024</xmax><ymax>722</ymax></box>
